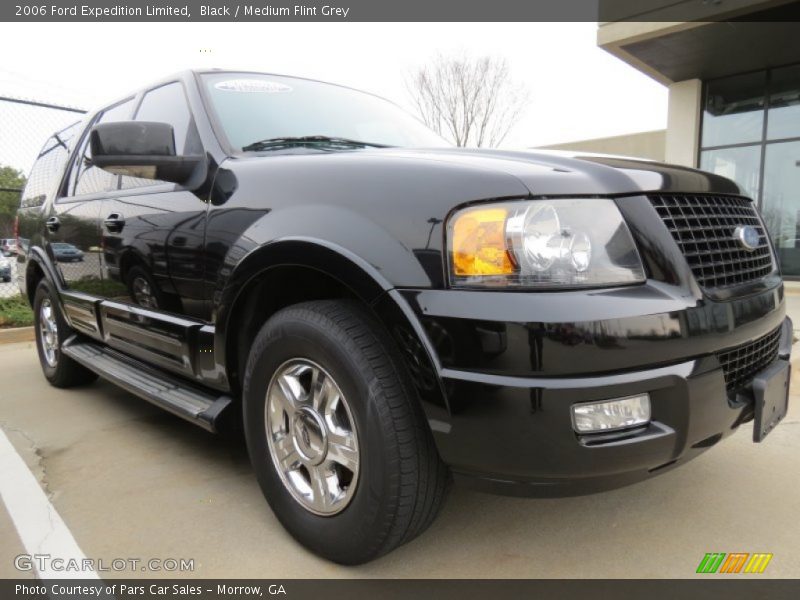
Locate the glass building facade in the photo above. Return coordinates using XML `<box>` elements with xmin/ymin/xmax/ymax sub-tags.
<box><xmin>699</xmin><ymin>64</ymin><xmax>800</xmax><ymax>277</ymax></box>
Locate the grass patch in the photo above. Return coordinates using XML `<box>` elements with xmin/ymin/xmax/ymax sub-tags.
<box><xmin>70</xmin><ymin>275</ymin><xmax>105</xmax><ymax>296</ymax></box>
<box><xmin>0</xmin><ymin>294</ymin><xmax>34</xmax><ymax>328</ymax></box>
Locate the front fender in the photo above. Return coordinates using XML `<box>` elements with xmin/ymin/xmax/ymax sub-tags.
<box><xmin>213</xmin><ymin>235</ymin><xmax>450</xmax><ymax>417</ymax></box>
<box><xmin>211</xmin><ymin>204</ymin><xmax>437</xmax><ymax>299</ymax></box>
<box><xmin>209</xmin><ymin>203</ymin><xmax>447</xmax><ymax>387</ymax></box>
<box><xmin>215</xmin><ymin>230</ymin><xmax>423</xmax><ymax>359</ymax></box>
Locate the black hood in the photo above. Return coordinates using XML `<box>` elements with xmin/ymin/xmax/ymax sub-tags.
<box><xmin>371</xmin><ymin>147</ymin><xmax>742</xmax><ymax>198</ymax></box>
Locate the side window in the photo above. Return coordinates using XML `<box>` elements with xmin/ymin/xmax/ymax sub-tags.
<box><xmin>67</xmin><ymin>99</ymin><xmax>135</xmax><ymax>197</ymax></box>
<box><xmin>20</xmin><ymin>121</ymin><xmax>81</xmax><ymax>208</ymax></box>
<box><xmin>120</xmin><ymin>82</ymin><xmax>202</xmax><ymax>190</ymax></box>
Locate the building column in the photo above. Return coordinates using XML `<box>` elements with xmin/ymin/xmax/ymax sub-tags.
<box><xmin>665</xmin><ymin>79</ymin><xmax>702</xmax><ymax>167</ymax></box>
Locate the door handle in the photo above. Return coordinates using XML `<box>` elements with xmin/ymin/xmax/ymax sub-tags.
<box><xmin>45</xmin><ymin>217</ymin><xmax>60</xmax><ymax>233</ymax></box>
<box><xmin>103</xmin><ymin>213</ymin><xmax>125</xmax><ymax>233</ymax></box>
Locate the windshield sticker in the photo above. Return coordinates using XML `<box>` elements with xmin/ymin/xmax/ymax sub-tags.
<box><xmin>214</xmin><ymin>79</ymin><xmax>293</xmax><ymax>93</ymax></box>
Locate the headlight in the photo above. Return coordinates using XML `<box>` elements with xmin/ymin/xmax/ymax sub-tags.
<box><xmin>0</xmin><ymin>259</ymin><xmax>8</xmax><ymax>268</ymax></box>
<box><xmin>448</xmin><ymin>198</ymin><xmax>645</xmax><ymax>288</ymax></box>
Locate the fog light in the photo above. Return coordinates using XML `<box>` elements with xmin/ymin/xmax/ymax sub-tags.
<box><xmin>571</xmin><ymin>394</ymin><xmax>651</xmax><ymax>433</ymax></box>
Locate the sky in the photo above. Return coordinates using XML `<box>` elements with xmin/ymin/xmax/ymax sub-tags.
<box><xmin>0</xmin><ymin>21</ymin><xmax>667</xmax><ymax>172</ymax></box>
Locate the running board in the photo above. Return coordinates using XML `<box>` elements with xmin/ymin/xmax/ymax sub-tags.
<box><xmin>61</xmin><ymin>338</ymin><xmax>232</xmax><ymax>433</ymax></box>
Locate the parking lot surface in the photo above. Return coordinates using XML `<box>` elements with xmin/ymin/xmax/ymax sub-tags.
<box><xmin>1</xmin><ymin>339</ymin><xmax>799</xmax><ymax>578</ymax></box>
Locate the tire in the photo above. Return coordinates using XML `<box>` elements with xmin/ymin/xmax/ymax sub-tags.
<box><xmin>243</xmin><ymin>299</ymin><xmax>449</xmax><ymax>564</ymax></box>
<box><xmin>33</xmin><ymin>280</ymin><xmax>97</xmax><ymax>388</ymax></box>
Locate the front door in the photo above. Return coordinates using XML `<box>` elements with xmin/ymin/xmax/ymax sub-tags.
<box><xmin>97</xmin><ymin>81</ymin><xmax>210</xmax><ymax>377</ymax></box>
<box><xmin>49</xmin><ymin>98</ymin><xmax>137</xmax><ymax>337</ymax></box>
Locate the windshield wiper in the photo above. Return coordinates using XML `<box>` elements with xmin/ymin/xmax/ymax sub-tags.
<box><xmin>242</xmin><ymin>135</ymin><xmax>390</xmax><ymax>152</ymax></box>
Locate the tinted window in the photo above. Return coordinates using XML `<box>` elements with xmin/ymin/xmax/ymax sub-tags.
<box><xmin>68</xmin><ymin>99</ymin><xmax>135</xmax><ymax>197</ymax></box>
<box><xmin>120</xmin><ymin>82</ymin><xmax>201</xmax><ymax>190</ymax></box>
<box><xmin>20</xmin><ymin>121</ymin><xmax>81</xmax><ymax>208</ymax></box>
<box><xmin>137</xmin><ymin>82</ymin><xmax>200</xmax><ymax>152</ymax></box>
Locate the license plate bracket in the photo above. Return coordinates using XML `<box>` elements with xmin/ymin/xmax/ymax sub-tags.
<box><xmin>752</xmin><ymin>360</ymin><xmax>790</xmax><ymax>442</ymax></box>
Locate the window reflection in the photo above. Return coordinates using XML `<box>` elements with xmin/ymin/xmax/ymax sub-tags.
<box><xmin>702</xmin><ymin>72</ymin><xmax>765</xmax><ymax>148</ymax></box>
<box><xmin>699</xmin><ymin>146</ymin><xmax>761</xmax><ymax>200</ymax></box>
<box><xmin>762</xmin><ymin>141</ymin><xmax>800</xmax><ymax>276</ymax></box>
<box><xmin>767</xmin><ymin>65</ymin><xmax>800</xmax><ymax>141</ymax></box>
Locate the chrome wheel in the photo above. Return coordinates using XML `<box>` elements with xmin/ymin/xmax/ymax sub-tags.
<box><xmin>39</xmin><ymin>298</ymin><xmax>59</xmax><ymax>367</ymax></box>
<box><xmin>131</xmin><ymin>276</ymin><xmax>158</xmax><ymax>308</ymax></box>
<box><xmin>265</xmin><ymin>359</ymin><xmax>360</xmax><ymax>516</ymax></box>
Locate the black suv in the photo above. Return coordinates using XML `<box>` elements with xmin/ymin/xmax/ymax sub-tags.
<box><xmin>17</xmin><ymin>70</ymin><xmax>791</xmax><ymax>564</ymax></box>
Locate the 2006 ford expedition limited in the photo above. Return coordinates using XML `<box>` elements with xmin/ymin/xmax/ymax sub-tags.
<box><xmin>16</xmin><ymin>70</ymin><xmax>791</xmax><ymax>564</ymax></box>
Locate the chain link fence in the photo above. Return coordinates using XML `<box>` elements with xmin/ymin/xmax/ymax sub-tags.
<box><xmin>0</xmin><ymin>95</ymin><xmax>86</xmax><ymax>299</ymax></box>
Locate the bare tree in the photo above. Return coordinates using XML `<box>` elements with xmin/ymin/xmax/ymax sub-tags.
<box><xmin>407</xmin><ymin>53</ymin><xmax>530</xmax><ymax>147</ymax></box>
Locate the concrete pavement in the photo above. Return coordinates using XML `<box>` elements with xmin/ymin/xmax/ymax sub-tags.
<box><xmin>0</xmin><ymin>339</ymin><xmax>798</xmax><ymax>578</ymax></box>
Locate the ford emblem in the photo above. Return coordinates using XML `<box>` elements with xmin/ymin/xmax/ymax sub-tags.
<box><xmin>733</xmin><ymin>225</ymin><xmax>760</xmax><ymax>251</ymax></box>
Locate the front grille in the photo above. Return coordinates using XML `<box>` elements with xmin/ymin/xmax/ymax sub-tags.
<box><xmin>717</xmin><ymin>327</ymin><xmax>781</xmax><ymax>394</ymax></box>
<box><xmin>649</xmin><ymin>194</ymin><xmax>774</xmax><ymax>289</ymax></box>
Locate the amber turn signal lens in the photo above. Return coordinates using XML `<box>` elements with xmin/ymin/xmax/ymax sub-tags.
<box><xmin>451</xmin><ymin>207</ymin><xmax>513</xmax><ymax>276</ymax></box>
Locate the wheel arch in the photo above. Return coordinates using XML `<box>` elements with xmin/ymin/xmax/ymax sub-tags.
<box><xmin>216</xmin><ymin>238</ymin><xmax>449</xmax><ymax>418</ymax></box>
<box><xmin>24</xmin><ymin>247</ymin><xmax>60</xmax><ymax>306</ymax></box>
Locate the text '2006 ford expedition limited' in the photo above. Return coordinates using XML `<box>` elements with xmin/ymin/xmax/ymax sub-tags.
<box><xmin>16</xmin><ymin>70</ymin><xmax>791</xmax><ymax>564</ymax></box>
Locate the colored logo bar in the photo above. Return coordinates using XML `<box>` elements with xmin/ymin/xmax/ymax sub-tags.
<box><xmin>696</xmin><ymin>553</ymin><xmax>773</xmax><ymax>574</ymax></box>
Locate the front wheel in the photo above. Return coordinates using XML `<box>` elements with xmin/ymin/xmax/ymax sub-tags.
<box><xmin>243</xmin><ymin>300</ymin><xmax>449</xmax><ymax>564</ymax></box>
<box><xmin>33</xmin><ymin>280</ymin><xmax>97</xmax><ymax>388</ymax></box>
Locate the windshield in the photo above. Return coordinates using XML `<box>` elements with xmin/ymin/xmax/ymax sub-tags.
<box><xmin>201</xmin><ymin>72</ymin><xmax>449</xmax><ymax>152</ymax></box>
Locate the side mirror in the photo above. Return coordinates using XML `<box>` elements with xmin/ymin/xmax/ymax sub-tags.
<box><xmin>90</xmin><ymin>121</ymin><xmax>203</xmax><ymax>185</ymax></box>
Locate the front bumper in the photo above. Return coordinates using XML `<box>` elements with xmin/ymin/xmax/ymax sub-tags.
<box><xmin>399</xmin><ymin>281</ymin><xmax>790</xmax><ymax>496</ymax></box>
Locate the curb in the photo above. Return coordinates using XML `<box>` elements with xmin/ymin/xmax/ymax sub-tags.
<box><xmin>0</xmin><ymin>326</ymin><xmax>35</xmax><ymax>344</ymax></box>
